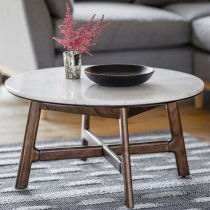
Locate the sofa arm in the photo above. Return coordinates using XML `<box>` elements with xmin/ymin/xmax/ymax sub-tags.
<box><xmin>0</xmin><ymin>0</ymin><xmax>55</xmax><ymax>74</ymax></box>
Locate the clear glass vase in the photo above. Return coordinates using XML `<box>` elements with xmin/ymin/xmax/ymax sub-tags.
<box><xmin>63</xmin><ymin>51</ymin><xmax>81</xmax><ymax>79</ymax></box>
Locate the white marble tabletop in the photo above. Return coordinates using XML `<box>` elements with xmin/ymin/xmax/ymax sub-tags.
<box><xmin>5</xmin><ymin>66</ymin><xmax>204</xmax><ymax>107</ymax></box>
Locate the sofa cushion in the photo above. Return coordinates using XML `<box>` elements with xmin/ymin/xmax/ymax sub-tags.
<box><xmin>45</xmin><ymin>0</ymin><xmax>74</xmax><ymax>18</ymax></box>
<box><xmin>164</xmin><ymin>3</ymin><xmax>210</xmax><ymax>21</ymax></box>
<box><xmin>192</xmin><ymin>16</ymin><xmax>210</xmax><ymax>52</ymax></box>
<box><xmin>134</xmin><ymin>0</ymin><xmax>208</xmax><ymax>7</ymax></box>
<box><xmin>54</xmin><ymin>2</ymin><xmax>189</xmax><ymax>52</ymax></box>
<box><xmin>54</xmin><ymin>47</ymin><xmax>193</xmax><ymax>74</ymax></box>
<box><xmin>75</xmin><ymin>0</ymin><xmax>132</xmax><ymax>2</ymax></box>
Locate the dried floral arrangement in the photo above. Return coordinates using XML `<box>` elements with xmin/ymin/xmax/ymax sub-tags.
<box><xmin>53</xmin><ymin>4</ymin><xmax>109</xmax><ymax>55</ymax></box>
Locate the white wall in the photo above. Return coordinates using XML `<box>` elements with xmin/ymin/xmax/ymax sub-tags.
<box><xmin>0</xmin><ymin>0</ymin><xmax>37</xmax><ymax>74</ymax></box>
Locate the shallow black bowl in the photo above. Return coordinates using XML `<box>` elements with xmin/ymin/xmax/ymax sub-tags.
<box><xmin>84</xmin><ymin>64</ymin><xmax>154</xmax><ymax>87</ymax></box>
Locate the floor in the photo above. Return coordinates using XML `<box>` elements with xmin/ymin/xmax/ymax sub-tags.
<box><xmin>0</xmin><ymin>85</ymin><xmax>210</xmax><ymax>145</ymax></box>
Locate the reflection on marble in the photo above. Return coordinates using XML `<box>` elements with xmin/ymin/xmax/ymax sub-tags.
<box><xmin>5</xmin><ymin>67</ymin><xmax>204</xmax><ymax>107</ymax></box>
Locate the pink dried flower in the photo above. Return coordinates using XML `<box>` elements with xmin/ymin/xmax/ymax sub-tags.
<box><xmin>53</xmin><ymin>4</ymin><xmax>109</xmax><ymax>55</ymax></box>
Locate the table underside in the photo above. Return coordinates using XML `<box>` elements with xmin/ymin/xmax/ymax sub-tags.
<box><xmin>15</xmin><ymin>101</ymin><xmax>190</xmax><ymax>208</ymax></box>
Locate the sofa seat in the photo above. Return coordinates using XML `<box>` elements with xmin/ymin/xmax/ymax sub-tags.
<box><xmin>164</xmin><ymin>3</ymin><xmax>210</xmax><ymax>21</ymax></box>
<box><xmin>55</xmin><ymin>47</ymin><xmax>193</xmax><ymax>74</ymax></box>
<box><xmin>192</xmin><ymin>16</ymin><xmax>210</xmax><ymax>52</ymax></box>
<box><xmin>194</xmin><ymin>51</ymin><xmax>210</xmax><ymax>82</ymax></box>
<box><xmin>54</xmin><ymin>2</ymin><xmax>190</xmax><ymax>52</ymax></box>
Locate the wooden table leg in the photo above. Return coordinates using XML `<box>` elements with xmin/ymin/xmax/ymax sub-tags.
<box><xmin>16</xmin><ymin>101</ymin><xmax>41</xmax><ymax>189</ymax></box>
<box><xmin>0</xmin><ymin>71</ymin><xmax>3</xmax><ymax>85</ymax></box>
<box><xmin>81</xmin><ymin>115</ymin><xmax>90</xmax><ymax>161</ymax></box>
<box><xmin>119</xmin><ymin>108</ymin><xmax>134</xmax><ymax>208</ymax></box>
<box><xmin>195</xmin><ymin>92</ymin><xmax>204</xmax><ymax>109</ymax></box>
<box><xmin>167</xmin><ymin>102</ymin><xmax>190</xmax><ymax>177</ymax></box>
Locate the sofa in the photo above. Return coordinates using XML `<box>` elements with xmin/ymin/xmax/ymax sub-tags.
<box><xmin>0</xmin><ymin>0</ymin><xmax>210</xmax><ymax>106</ymax></box>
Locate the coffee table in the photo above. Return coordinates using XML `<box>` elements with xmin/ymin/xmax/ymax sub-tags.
<box><xmin>6</xmin><ymin>66</ymin><xmax>204</xmax><ymax>208</ymax></box>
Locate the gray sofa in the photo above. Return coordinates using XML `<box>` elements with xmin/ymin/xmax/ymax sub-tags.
<box><xmin>0</xmin><ymin>0</ymin><xmax>210</xmax><ymax>104</ymax></box>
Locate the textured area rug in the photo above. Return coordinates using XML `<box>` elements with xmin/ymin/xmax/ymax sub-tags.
<box><xmin>0</xmin><ymin>132</ymin><xmax>210</xmax><ymax>210</ymax></box>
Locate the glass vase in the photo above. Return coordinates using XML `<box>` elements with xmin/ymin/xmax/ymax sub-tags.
<box><xmin>63</xmin><ymin>51</ymin><xmax>81</xmax><ymax>79</ymax></box>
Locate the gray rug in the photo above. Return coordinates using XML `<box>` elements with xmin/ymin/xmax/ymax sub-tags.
<box><xmin>0</xmin><ymin>132</ymin><xmax>210</xmax><ymax>210</ymax></box>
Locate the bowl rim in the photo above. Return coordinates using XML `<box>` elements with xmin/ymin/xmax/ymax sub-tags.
<box><xmin>84</xmin><ymin>64</ymin><xmax>154</xmax><ymax>77</ymax></box>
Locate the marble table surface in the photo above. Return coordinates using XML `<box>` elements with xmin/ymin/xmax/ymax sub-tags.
<box><xmin>5</xmin><ymin>66</ymin><xmax>204</xmax><ymax>107</ymax></box>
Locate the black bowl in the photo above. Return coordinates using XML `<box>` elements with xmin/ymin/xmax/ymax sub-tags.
<box><xmin>84</xmin><ymin>64</ymin><xmax>154</xmax><ymax>87</ymax></box>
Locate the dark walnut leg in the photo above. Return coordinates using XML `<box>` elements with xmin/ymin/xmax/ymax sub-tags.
<box><xmin>119</xmin><ymin>108</ymin><xmax>134</xmax><ymax>208</ymax></box>
<box><xmin>16</xmin><ymin>101</ymin><xmax>41</xmax><ymax>189</ymax></box>
<box><xmin>0</xmin><ymin>71</ymin><xmax>3</xmax><ymax>85</ymax></box>
<box><xmin>81</xmin><ymin>115</ymin><xmax>90</xmax><ymax>161</ymax></box>
<box><xmin>167</xmin><ymin>102</ymin><xmax>190</xmax><ymax>177</ymax></box>
<box><xmin>14</xmin><ymin>101</ymin><xmax>190</xmax><ymax>207</ymax></box>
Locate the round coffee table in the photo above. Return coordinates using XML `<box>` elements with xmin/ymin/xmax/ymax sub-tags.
<box><xmin>6</xmin><ymin>66</ymin><xmax>204</xmax><ymax>208</ymax></box>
